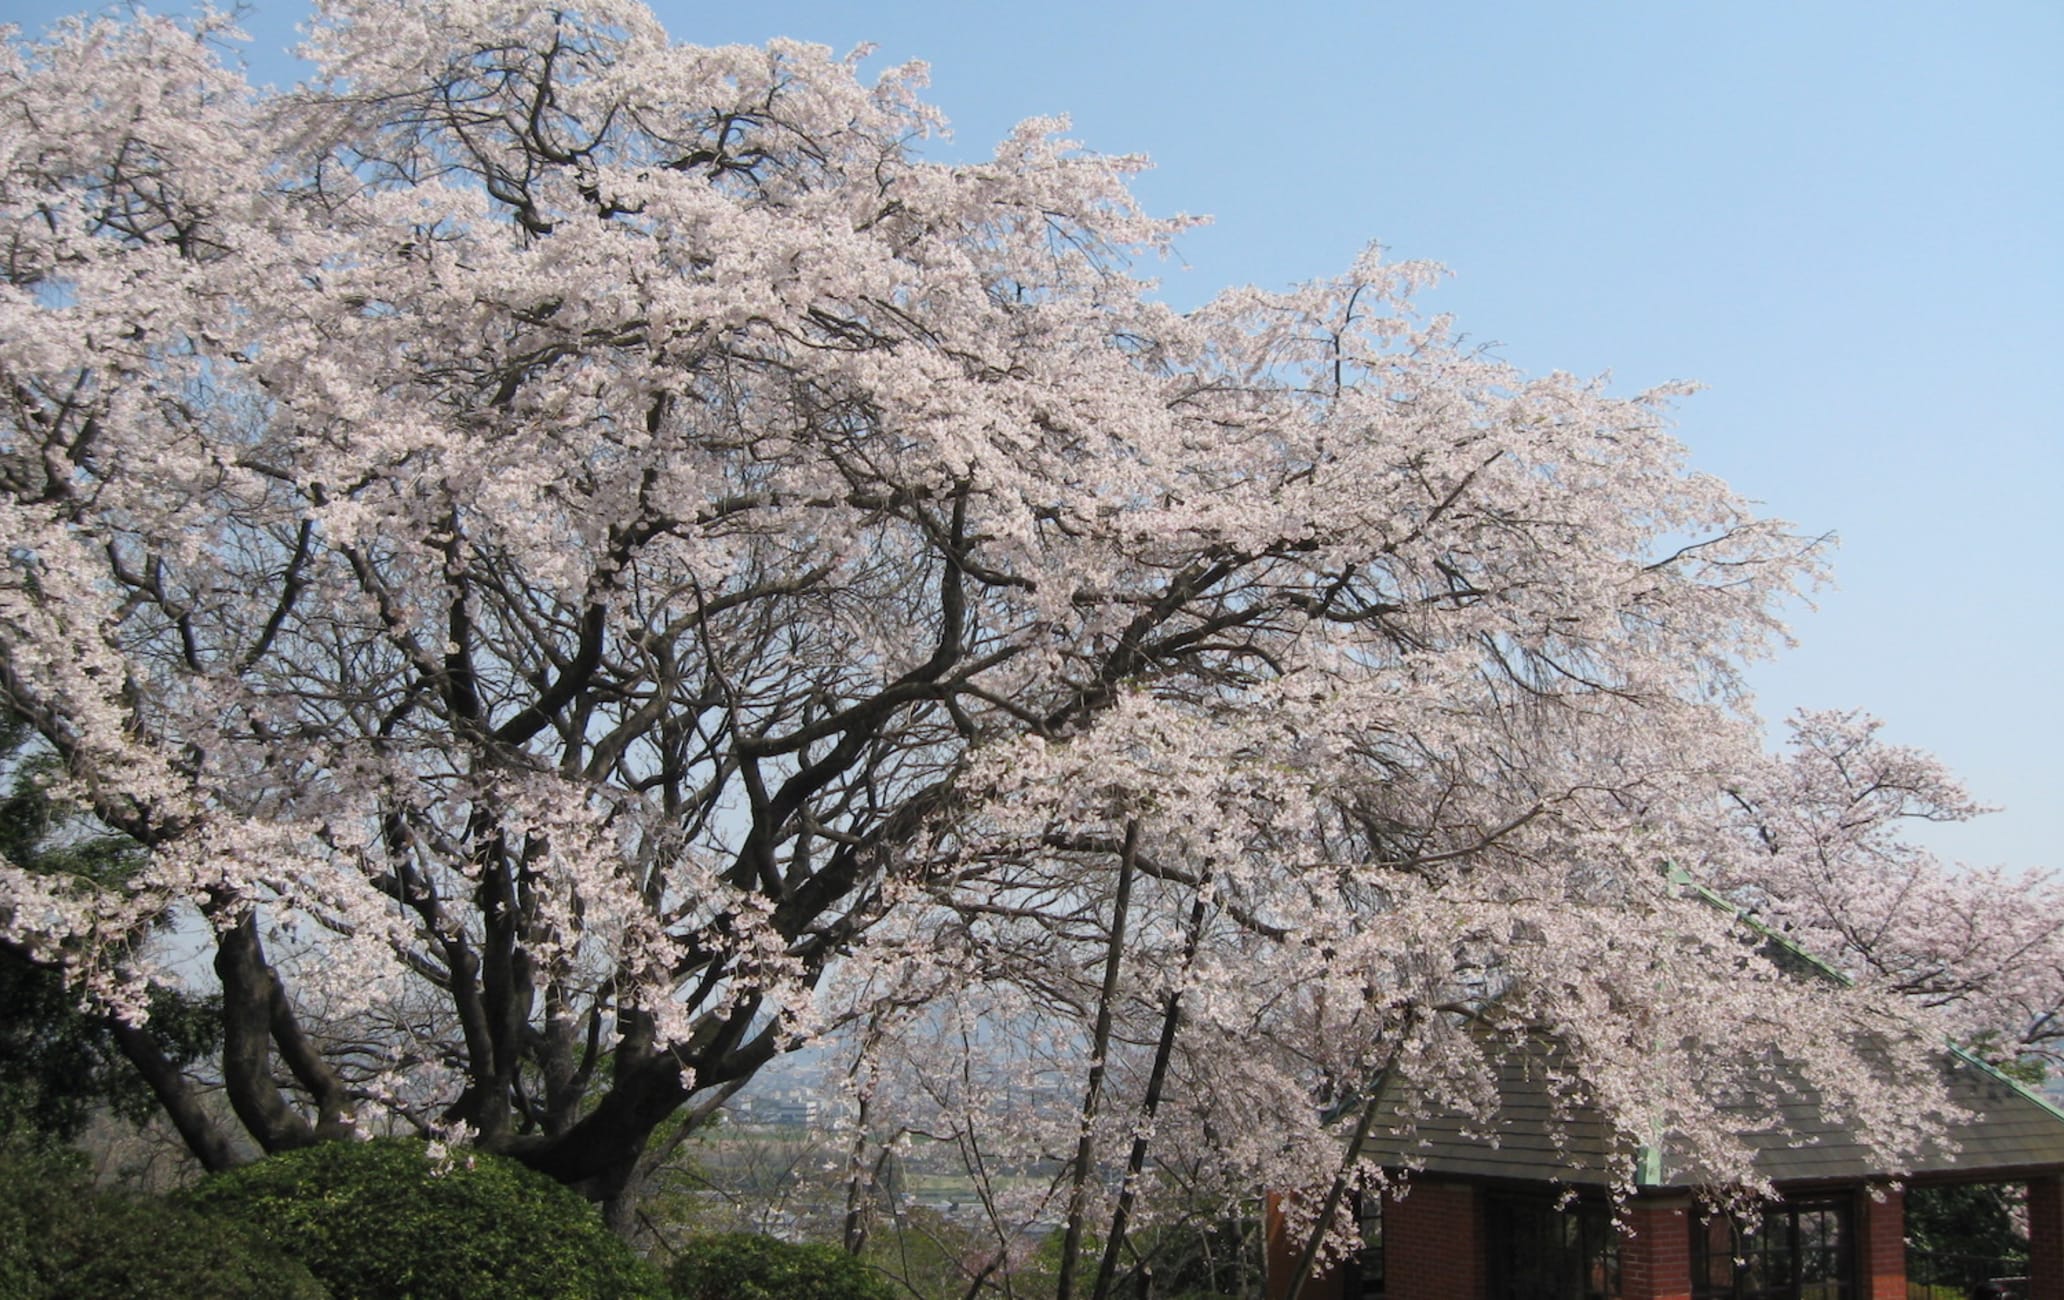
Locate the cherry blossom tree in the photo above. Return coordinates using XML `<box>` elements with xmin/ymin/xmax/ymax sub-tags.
<box><xmin>0</xmin><ymin>2</ymin><xmax>1995</xmax><ymax>1243</ymax></box>
<box><xmin>1716</xmin><ymin>709</ymin><xmax>2064</xmax><ymax>1068</ymax></box>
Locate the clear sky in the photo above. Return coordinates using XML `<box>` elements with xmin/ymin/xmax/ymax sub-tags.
<box><xmin>6</xmin><ymin>1</ymin><xmax>2059</xmax><ymax>872</ymax></box>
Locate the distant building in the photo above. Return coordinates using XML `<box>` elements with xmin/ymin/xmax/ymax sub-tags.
<box><xmin>730</xmin><ymin>1087</ymin><xmax>820</xmax><ymax>1126</ymax></box>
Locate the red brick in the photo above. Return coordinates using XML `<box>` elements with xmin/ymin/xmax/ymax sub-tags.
<box><xmin>1858</xmin><ymin>1185</ymin><xmax>1906</xmax><ymax>1300</ymax></box>
<box><xmin>1384</xmin><ymin>1180</ymin><xmax>1483</xmax><ymax>1300</ymax></box>
<box><xmin>1619</xmin><ymin>1197</ymin><xmax>1693</xmax><ymax>1300</ymax></box>
<box><xmin>1263</xmin><ymin>1189</ymin><xmax>1348</xmax><ymax>1300</ymax></box>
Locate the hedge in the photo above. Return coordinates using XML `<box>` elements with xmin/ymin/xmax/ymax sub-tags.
<box><xmin>0</xmin><ymin>1141</ymin><xmax>327</xmax><ymax>1299</ymax></box>
<box><xmin>185</xmin><ymin>1137</ymin><xmax>666</xmax><ymax>1299</ymax></box>
<box><xmin>667</xmin><ymin>1232</ymin><xmax>898</xmax><ymax>1300</ymax></box>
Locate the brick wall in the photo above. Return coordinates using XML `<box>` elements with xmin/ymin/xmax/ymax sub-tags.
<box><xmin>1263</xmin><ymin>1190</ymin><xmax>1347</xmax><ymax>1300</ymax></box>
<box><xmin>1384</xmin><ymin>1180</ymin><xmax>1484</xmax><ymax>1300</ymax></box>
<box><xmin>1857</xmin><ymin>1185</ymin><xmax>1906</xmax><ymax>1300</ymax></box>
<box><xmin>1619</xmin><ymin>1197</ymin><xmax>1693</xmax><ymax>1300</ymax></box>
<box><xmin>2031</xmin><ymin>1177</ymin><xmax>2064</xmax><ymax>1300</ymax></box>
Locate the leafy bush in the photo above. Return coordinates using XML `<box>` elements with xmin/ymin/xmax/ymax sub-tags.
<box><xmin>186</xmin><ymin>1137</ymin><xmax>666</xmax><ymax>1299</ymax></box>
<box><xmin>0</xmin><ymin>1140</ymin><xmax>327</xmax><ymax>1299</ymax></box>
<box><xmin>1907</xmin><ymin>1180</ymin><xmax>2029</xmax><ymax>1263</ymax></box>
<box><xmin>668</xmin><ymin>1233</ymin><xmax>897</xmax><ymax>1300</ymax></box>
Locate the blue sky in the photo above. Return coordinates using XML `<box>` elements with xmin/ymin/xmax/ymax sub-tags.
<box><xmin>7</xmin><ymin>1</ymin><xmax>2059</xmax><ymax>871</ymax></box>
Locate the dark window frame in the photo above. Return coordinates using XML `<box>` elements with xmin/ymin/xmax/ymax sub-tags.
<box><xmin>1349</xmin><ymin>1187</ymin><xmax>1384</xmax><ymax>1300</ymax></box>
<box><xmin>1691</xmin><ymin>1196</ymin><xmax>1855</xmax><ymax>1300</ymax></box>
<box><xmin>1487</xmin><ymin>1191</ymin><xmax>1621</xmax><ymax>1300</ymax></box>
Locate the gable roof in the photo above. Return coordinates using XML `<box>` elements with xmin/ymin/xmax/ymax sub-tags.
<box><xmin>1365</xmin><ymin>1033</ymin><xmax>2064</xmax><ymax>1190</ymax></box>
<box><xmin>1360</xmin><ymin>876</ymin><xmax>2064</xmax><ymax>1190</ymax></box>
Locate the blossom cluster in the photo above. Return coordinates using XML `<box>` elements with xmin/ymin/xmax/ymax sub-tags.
<box><xmin>0</xmin><ymin>3</ymin><xmax>2036</xmax><ymax>1238</ymax></box>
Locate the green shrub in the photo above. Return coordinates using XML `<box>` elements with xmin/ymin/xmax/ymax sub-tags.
<box><xmin>186</xmin><ymin>1137</ymin><xmax>666</xmax><ymax>1299</ymax></box>
<box><xmin>0</xmin><ymin>1140</ymin><xmax>327</xmax><ymax>1299</ymax></box>
<box><xmin>667</xmin><ymin>1233</ymin><xmax>897</xmax><ymax>1300</ymax></box>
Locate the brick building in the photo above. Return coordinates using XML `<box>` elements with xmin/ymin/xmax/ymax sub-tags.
<box><xmin>1264</xmin><ymin>1041</ymin><xmax>2064</xmax><ymax>1300</ymax></box>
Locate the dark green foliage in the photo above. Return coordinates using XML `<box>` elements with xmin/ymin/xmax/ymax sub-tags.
<box><xmin>668</xmin><ymin>1233</ymin><xmax>898</xmax><ymax>1300</ymax></box>
<box><xmin>0</xmin><ymin>713</ymin><xmax>219</xmax><ymax>1142</ymax></box>
<box><xmin>0</xmin><ymin>1140</ymin><xmax>85</xmax><ymax>1299</ymax></box>
<box><xmin>0</xmin><ymin>1139</ymin><xmax>328</xmax><ymax>1299</ymax></box>
<box><xmin>1121</xmin><ymin>1212</ymin><xmax>1264</xmax><ymax>1300</ymax></box>
<box><xmin>854</xmin><ymin>1205</ymin><xmax>1015</xmax><ymax>1299</ymax></box>
<box><xmin>186</xmin><ymin>1137</ymin><xmax>668</xmax><ymax>1299</ymax></box>
<box><xmin>1906</xmin><ymin>1181</ymin><xmax>2028</xmax><ymax>1264</ymax></box>
<box><xmin>0</xmin><ymin>955</ymin><xmax>219</xmax><ymax>1141</ymax></box>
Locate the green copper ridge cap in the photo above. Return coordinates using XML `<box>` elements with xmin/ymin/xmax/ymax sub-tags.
<box><xmin>1665</xmin><ymin>861</ymin><xmax>2064</xmax><ymax>1134</ymax></box>
<box><xmin>1945</xmin><ymin>1042</ymin><xmax>2064</xmax><ymax>1126</ymax></box>
<box><xmin>1663</xmin><ymin>861</ymin><xmax>1852</xmax><ymax>989</ymax></box>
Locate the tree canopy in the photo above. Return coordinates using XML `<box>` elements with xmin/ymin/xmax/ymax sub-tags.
<box><xmin>0</xmin><ymin>710</ymin><xmax>219</xmax><ymax>1142</ymax></box>
<box><xmin>0</xmin><ymin>0</ymin><xmax>2052</xmax><ymax>1258</ymax></box>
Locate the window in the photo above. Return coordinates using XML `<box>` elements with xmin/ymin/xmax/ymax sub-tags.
<box><xmin>1351</xmin><ymin>1188</ymin><xmax>1385</xmax><ymax>1299</ymax></box>
<box><xmin>1488</xmin><ymin>1193</ymin><xmax>1620</xmax><ymax>1300</ymax></box>
<box><xmin>1692</xmin><ymin>1199</ymin><xmax>1853</xmax><ymax>1300</ymax></box>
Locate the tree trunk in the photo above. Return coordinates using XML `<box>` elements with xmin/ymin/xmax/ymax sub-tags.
<box><xmin>1092</xmin><ymin>884</ymin><xmax>1209</xmax><ymax>1300</ymax></box>
<box><xmin>1058</xmin><ymin>819</ymin><xmax>1140</xmax><ymax>1300</ymax></box>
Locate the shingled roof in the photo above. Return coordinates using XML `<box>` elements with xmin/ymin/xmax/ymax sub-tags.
<box><xmin>1365</xmin><ymin>1033</ymin><xmax>2064</xmax><ymax>1190</ymax></box>
<box><xmin>1362</xmin><ymin>879</ymin><xmax>2064</xmax><ymax>1190</ymax></box>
